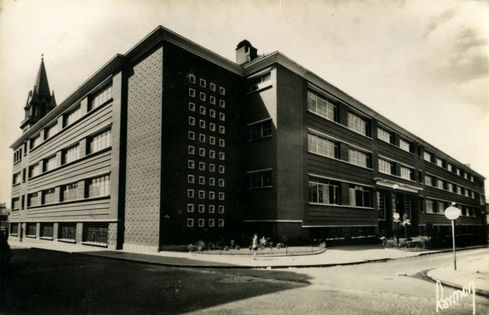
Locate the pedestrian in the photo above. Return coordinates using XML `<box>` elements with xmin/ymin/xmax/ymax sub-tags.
<box><xmin>251</xmin><ymin>233</ymin><xmax>258</xmax><ymax>260</ymax></box>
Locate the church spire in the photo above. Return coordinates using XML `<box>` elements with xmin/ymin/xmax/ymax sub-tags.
<box><xmin>20</xmin><ymin>56</ymin><xmax>56</xmax><ymax>132</ymax></box>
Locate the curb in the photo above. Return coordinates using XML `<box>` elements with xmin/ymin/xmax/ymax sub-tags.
<box><xmin>425</xmin><ymin>271</ymin><xmax>489</xmax><ymax>299</ymax></box>
<box><xmin>418</xmin><ymin>245</ymin><xmax>488</xmax><ymax>257</ymax></box>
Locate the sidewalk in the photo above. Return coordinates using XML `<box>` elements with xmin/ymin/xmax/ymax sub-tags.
<box><xmin>427</xmin><ymin>254</ymin><xmax>489</xmax><ymax>297</ymax></box>
<box><xmin>10</xmin><ymin>238</ymin><xmax>486</xmax><ymax>269</ymax></box>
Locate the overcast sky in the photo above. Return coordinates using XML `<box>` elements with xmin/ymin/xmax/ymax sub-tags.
<box><xmin>0</xmin><ymin>0</ymin><xmax>488</xmax><ymax>205</ymax></box>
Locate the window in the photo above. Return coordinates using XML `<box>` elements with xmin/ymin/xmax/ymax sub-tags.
<box><xmin>218</xmin><ymin>165</ymin><xmax>225</xmax><ymax>174</ymax></box>
<box><xmin>308</xmin><ymin>177</ymin><xmax>341</xmax><ymax>205</ymax></box>
<box><xmin>58</xmin><ymin>223</ymin><xmax>76</xmax><ymax>240</ymax></box>
<box><xmin>26</xmin><ymin>223</ymin><xmax>37</xmax><ymax>236</ymax></box>
<box><xmin>248</xmin><ymin>119</ymin><xmax>272</xmax><ymax>141</ymax></box>
<box><xmin>210</xmin><ymin>82</ymin><xmax>216</xmax><ymax>91</ymax></box>
<box><xmin>209</xmin><ymin>150</ymin><xmax>216</xmax><ymax>159</ymax></box>
<box><xmin>199</xmin><ymin>106</ymin><xmax>206</xmax><ymax>115</ymax></box>
<box><xmin>188</xmin><ymin>131</ymin><xmax>195</xmax><ymax>140</ymax></box>
<box><xmin>198</xmin><ymin>148</ymin><xmax>206</xmax><ymax>157</ymax></box>
<box><xmin>424</xmin><ymin>175</ymin><xmax>433</xmax><ymax>186</ymax></box>
<box><xmin>83</xmin><ymin>223</ymin><xmax>108</xmax><ymax>244</ymax></box>
<box><xmin>199</xmin><ymin>133</ymin><xmax>206</xmax><ymax>143</ymax></box>
<box><xmin>348</xmin><ymin>149</ymin><xmax>370</xmax><ymax>168</ymax></box>
<box><xmin>219</xmin><ymin>99</ymin><xmax>225</xmax><ymax>108</ymax></box>
<box><xmin>349</xmin><ymin>185</ymin><xmax>372</xmax><ymax>207</ymax></box>
<box><xmin>188</xmin><ymin>116</ymin><xmax>195</xmax><ymax>126</ymax></box>
<box><xmin>218</xmin><ymin>205</ymin><xmax>225</xmax><ymax>213</ymax></box>
<box><xmin>187</xmin><ymin>204</ymin><xmax>194</xmax><ymax>213</ymax></box>
<box><xmin>11</xmin><ymin>223</ymin><xmax>18</xmax><ymax>234</ymax></box>
<box><xmin>87</xmin><ymin>175</ymin><xmax>110</xmax><ymax>198</ymax></box>
<box><xmin>187</xmin><ymin>189</ymin><xmax>194</xmax><ymax>198</ymax></box>
<box><xmin>198</xmin><ymin>204</ymin><xmax>205</xmax><ymax>213</ymax></box>
<box><xmin>28</xmin><ymin>192</ymin><xmax>39</xmax><ymax>207</ymax></box>
<box><xmin>199</xmin><ymin>119</ymin><xmax>206</xmax><ymax>129</ymax></box>
<box><xmin>199</xmin><ymin>92</ymin><xmax>206</xmax><ymax>101</ymax></box>
<box><xmin>188</xmin><ymin>102</ymin><xmax>195</xmax><ymax>111</ymax></box>
<box><xmin>198</xmin><ymin>176</ymin><xmax>205</xmax><ymax>185</ymax></box>
<box><xmin>219</xmin><ymin>112</ymin><xmax>225</xmax><ymax>121</ymax></box>
<box><xmin>188</xmin><ymin>74</ymin><xmax>196</xmax><ymax>84</ymax></box>
<box><xmin>248</xmin><ymin>170</ymin><xmax>272</xmax><ymax>189</ymax></box>
<box><xmin>218</xmin><ymin>179</ymin><xmax>225</xmax><ymax>187</ymax></box>
<box><xmin>199</xmin><ymin>78</ymin><xmax>206</xmax><ymax>88</ymax></box>
<box><xmin>188</xmin><ymin>160</ymin><xmax>195</xmax><ymax>169</ymax></box>
<box><xmin>209</xmin><ymin>191</ymin><xmax>215</xmax><ymax>200</ymax></box>
<box><xmin>12</xmin><ymin>197</ymin><xmax>20</xmax><ymax>210</ymax></box>
<box><xmin>377</xmin><ymin>128</ymin><xmax>393</xmax><ymax>144</ymax></box>
<box><xmin>219</xmin><ymin>86</ymin><xmax>225</xmax><ymax>95</ymax></box>
<box><xmin>218</xmin><ymin>138</ymin><xmax>225</xmax><ymax>147</ymax></box>
<box><xmin>189</xmin><ymin>88</ymin><xmax>196</xmax><ymax>97</ymax></box>
<box><xmin>62</xmin><ymin>182</ymin><xmax>78</xmax><ymax>201</ymax></box>
<box><xmin>42</xmin><ymin>188</ymin><xmax>57</xmax><ymax>204</ymax></box>
<box><xmin>29</xmin><ymin>163</ymin><xmax>41</xmax><ymax>178</ymax></box>
<box><xmin>31</xmin><ymin>134</ymin><xmax>42</xmax><ymax>149</ymax></box>
<box><xmin>436</xmin><ymin>179</ymin><xmax>444</xmax><ymax>189</ymax></box>
<box><xmin>209</xmin><ymin>136</ymin><xmax>216</xmax><ymax>145</ymax></box>
<box><xmin>198</xmin><ymin>162</ymin><xmax>206</xmax><ymax>171</ymax></box>
<box><xmin>64</xmin><ymin>106</ymin><xmax>81</xmax><ymax>126</ymax></box>
<box><xmin>198</xmin><ymin>190</ymin><xmax>205</xmax><ymax>199</ymax></box>
<box><xmin>209</xmin><ymin>177</ymin><xmax>215</xmax><ymax>186</ymax></box>
<box><xmin>88</xmin><ymin>129</ymin><xmax>111</xmax><ymax>154</ymax></box>
<box><xmin>187</xmin><ymin>218</ymin><xmax>194</xmax><ymax>227</ymax></box>
<box><xmin>62</xmin><ymin>145</ymin><xmax>79</xmax><ymax>164</ymax></box>
<box><xmin>210</xmin><ymin>96</ymin><xmax>216</xmax><ymax>105</ymax></box>
<box><xmin>13</xmin><ymin>173</ymin><xmax>21</xmax><ymax>185</ymax></box>
<box><xmin>209</xmin><ymin>164</ymin><xmax>216</xmax><ymax>173</ymax></box>
<box><xmin>423</xmin><ymin>151</ymin><xmax>433</xmax><ymax>162</ymax></box>
<box><xmin>89</xmin><ymin>84</ymin><xmax>112</xmax><ymax>110</ymax></box>
<box><xmin>188</xmin><ymin>175</ymin><xmax>195</xmax><ymax>184</ymax></box>
<box><xmin>209</xmin><ymin>109</ymin><xmax>216</xmax><ymax>118</ymax></box>
<box><xmin>447</xmin><ymin>182</ymin><xmax>453</xmax><ymax>192</ymax></box>
<box><xmin>436</xmin><ymin>158</ymin><xmax>443</xmax><ymax>168</ymax></box>
<box><xmin>188</xmin><ymin>145</ymin><xmax>195</xmax><ymax>155</ymax></box>
<box><xmin>307</xmin><ymin>90</ymin><xmax>337</xmax><ymax>121</ymax></box>
<box><xmin>14</xmin><ymin>148</ymin><xmax>22</xmax><ymax>163</ymax></box>
<box><xmin>426</xmin><ymin>199</ymin><xmax>434</xmax><ymax>213</ymax></box>
<box><xmin>198</xmin><ymin>218</ymin><xmax>205</xmax><ymax>227</ymax></box>
<box><xmin>347</xmin><ymin>112</ymin><xmax>369</xmax><ymax>136</ymax></box>
<box><xmin>218</xmin><ymin>152</ymin><xmax>225</xmax><ymax>160</ymax></box>
<box><xmin>208</xmin><ymin>219</ymin><xmax>215</xmax><ymax>227</ymax></box>
<box><xmin>209</xmin><ymin>123</ymin><xmax>216</xmax><ymax>132</ymax></box>
<box><xmin>399</xmin><ymin>139</ymin><xmax>411</xmax><ymax>152</ymax></box>
<box><xmin>308</xmin><ymin>134</ymin><xmax>339</xmax><ymax>159</ymax></box>
<box><xmin>45</xmin><ymin>123</ymin><xmax>59</xmax><ymax>139</ymax></box>
<box><xmin>377</xmin><ymin>192</ymin><xmax>386</xmax><ymax>220</ymax></box>
<box><xmin>209</xmin><ymin>205</ymin><xmax>215</xmax><ymax>213</ymax></box>
<box><xmin>218</xmin><ymin>192</ymin><xmax>225</xmax><ymax>200</ymax></box>
<box><xmin>400</xmin><ymin>166</ymin><xmax>414</xmax><ymax>181</ymax></box>
<box><xmin>437</xmin><ymin>201</ymin><xmax>445</xmax><ymax>213</ymax></box>
<box><xmin>447</xmin><ymin>163</ymin><xmax>453</xmax><ymax>172</ymax></box>
<box><xmin>219</xmin><ymin>125</ymin><xmax>225</xmax><ymax>134</ymax></box>
<box><xmin>218</xmin><ymin>219</ymin><xmax>225</xmax><ymax>227</ymax></box>
<box><xmin>378</xmin><ymin>159</ymin><xmax>393</xmax><ymax>175</ymax></box>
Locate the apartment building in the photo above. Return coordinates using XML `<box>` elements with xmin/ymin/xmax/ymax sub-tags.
<box><xmin>9</xmin><ymin>26</ymin><xmax>486</xmax><ymax>251</ymax></box>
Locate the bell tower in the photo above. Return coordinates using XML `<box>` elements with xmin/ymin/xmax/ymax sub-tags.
<box><xmin>20</xmin><ymin>55</ymin><xmax>56</xmax><ymax>132</ymax></box>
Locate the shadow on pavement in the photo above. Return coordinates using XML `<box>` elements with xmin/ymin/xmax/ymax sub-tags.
<box><xmin>2</xmin><ymin>248</ymin><xmax>311</xmax><ymax>315</ymax></box>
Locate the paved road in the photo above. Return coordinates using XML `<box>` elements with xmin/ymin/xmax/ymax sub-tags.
<box><xmin>2</xmin><ymin>247</ymin><xmax>488</xmax><ymax>314</ymax></box>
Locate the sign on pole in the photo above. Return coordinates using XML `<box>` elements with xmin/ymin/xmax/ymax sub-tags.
<box><xmin>444</xmin><ymin>206</ymin><xmax>461</xmax><ymax>270</ymax></box>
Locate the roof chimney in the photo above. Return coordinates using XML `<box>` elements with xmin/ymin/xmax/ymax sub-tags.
<box><xmin>235</xmin><ymin>40</ymin><xmax>257</xmax><ymax>65</ymax></box>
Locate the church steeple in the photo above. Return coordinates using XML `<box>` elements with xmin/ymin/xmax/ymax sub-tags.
<box><xmin>21</xmin><ymin>55</ymin><xmax>57</xmax><ymax>132</ymax></box>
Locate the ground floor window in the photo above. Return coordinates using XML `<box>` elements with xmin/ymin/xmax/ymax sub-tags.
<box><xmin>59</xmin><ymin>223</ymin><xmax>76</xmax><ymax>240</ymax></box>
<box><xmin>26</xmin><ymin>223</ymin><xmax>37</xmax><ymax>237</ymax></box>
<box><xmin>308</xmin><ymin>177</ymin><xmax>341</xmax><ymax>205</ymax></box>
<box><xmin>349</xmin><ymin>185</ymin><xmax>372</xmax><ymax>207</ymax></box>
<box><xmin>10</xmin><ymin>223</ymin><xmax>18</xmax><ymax>235</ymax></box>
<box><xmin>83</xmin><ymin>223</ymin><xmax>108</xmax><ymax>245</ymax></box>
<box><xmin>40</xmin><ymin>223</ymin><xmax>53</xmax><ymax>238</ymax></box>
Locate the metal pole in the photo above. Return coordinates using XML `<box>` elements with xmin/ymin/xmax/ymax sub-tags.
<box><xmin>452</xmin><ymin>219</ymin><xmax>456</xmax><ymax>270</ymax></box>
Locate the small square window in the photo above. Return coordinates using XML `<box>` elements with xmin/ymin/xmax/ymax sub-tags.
<box><xmin>218</xmin><ymin>152</ymin><xmax>225</xmax><ymax>160</ymax></box>
<box><xmin>199</xmin><ymin>147</ymin><xmax>206</xmax><ymax>157</ymax></box>
<box><xmin>200</xmin><ymin>92</ymin><xmax>206</xmax><ymax>101</ymax></box>
<box><xmin>198</xmin><ymin>218</ymin><xmax>205</xmax><ymax>227</ymax></box>
<box><xmin>199</xmin><ymin>176</ymin><xmax>205</xmax><ymax>185</ymax></box>
<box><xmin>188</xmin><ymin>145</ymin><xmax>195</xmax><ymax>155</ymax></box>
<box><xmin>187</xmin><ymin>218</ymin><xmax>194</xmax><ymax>227</ymax></box>
<box><xmin>199</xmin><ymin>134</ymin><xmax>206</xmax><ymax>143</ymax></box>
<box><xmin>210</xmin><ymin>96</ymin><xmax>216</xmax><ymax>105</ymax></box>
<box><xmin>210</xmin><ymin>109</ymin><xmax>216</xmax><ymax>118</ymax></box>
<box><xmin>198</xmin><ymin>190</ymin><xmax>205</xmax><ymax>199</ymax></box>
<box><xmin>199</xmin><ymin>106</ymin><xmax>206</xmax><ymax>115</ymax></box>
<box><xmin>218</xmin><ymin>205</ymin><xmax>225</xmax><ymax>214</ymax></box>
<box><xmin>188</xmin><ymin>131</ymin><xmax>195</xmax><ymax>140</ymax></box>
<box><xmin>210</xmin><ymin>82</ymin><xmax>216</xmax><ymax>92</ymax></box>
<box><xmin>199</xmin><ymin>78</ymin><xmax>206</xmax><ymax>88</ymax></box>
<box><xmin>209</xmin><ymin>205</ymin><xmax>215</xmax><ymax>213</ymax></box>
<box><xmin>188</xmin><ymin>175</ymin><xmax>195</xmax><ymax>184</ymax></box>
<box><xmin>219</xmin><ymin>113</ymin><xmax>225</xmax><ymax>121</ymax></box>
<box><xmin>218</xmin><ymin>219</ymin><xmax>225</xmax><ymax>227</ymax></box>
<box><xmin>199</xmin><ymin>162</ymin><xmax>206</xmax><ymax>171</ymax></box>
<box><xmin>209</xmin><ymin>164</ymin><xmax>216</xmax><ymax>173</ymax></box>
<box><xmin>199</xmin><ymin>120</ymin><xmax>206</xmax><ymax>129</ymax></box>
<box><xmin>209</xmin><ymin>191</ymin><xmax>215</xmax><ymax>200</ymax></box>
<box><xmin>218</xmin><ymin>165</ymin><xmax>225</xmax><ymax>174</ymax></box>
<box><xmin>209</xmin><ymin>177</ymin><xmax>216</xmax><ymax>186</ymax></box>
<box><xmin>219</xmin><ymin>87</ymin><xmax>226</xmax><ymax>95</ymax></box>
<box><xmin>219</xmin><ymin>125</ymin><xmax>225</xmax><ymax>134</ymax></box>
<box><xmin>209</xmin><ymin>123</ymin><xmax>216</xmax><ymax>132</ymax></box>
<box><xmin>218</xmin><ymin>179</ymin><xmax>225</xmax><ymax>187</ymax></box>
<box><xmin>209</xmin><ymin>136</ymin><xmax>216</xmax><ymax>145</ymax></box>
<box><xmin>188</xmin><ymin>116</ymin><xmax>195</xmax><ymax>126</ymax></box>
<box><xmin>188</xmin><ymin>102</ymin><xmax>195</xmax><ymax>111</ymax></box>
<box><xmin>187</xmin><ymin>204</ymin><xmax>194</xmax><ymax>212</ymax></box>
<box><xmin>209</xmin><ymin>219</ymin><xmax>215</xmax><ymax>227</ymax></box>
<box><xmin>198</xmin><ymin>204</ymin><xmax>205</xmax><ymax>213</ymax></box>
<box><xmin>209</xmin><ymin>150</ymin><xmax>216</xmax><ymax>159</ymax></box>
<box><xmin>219</xmin><ymin>99</ymin><xmax>225</xmax><ymax>108</ymax></box>
<box><xmin>218</xmin><ymin>192</ymin><xmax>225</xmax><ymax>200</ymax></box>
<box><xmin>189</xmin><ymin>88</ymin><xmax>196</xmax><ymax>97</ymax></box>
<box><xmin>187</xmin><ymin>189</ymin><xmax>194</xmax><ymax>198</ymax></box>
<box><xmin>218</xmin><ymin>139</ymin><xmax>225</xmax><ymax>147</ymax></box>
<box><xmin>188</xmin><ymin>160</ymin><xmax>195</xmax><ymax>169</ymax></box>
<box><xmin>188</xmin><ymin>74</ymin><xmax>196</xmax><ymax>84</ymax></box>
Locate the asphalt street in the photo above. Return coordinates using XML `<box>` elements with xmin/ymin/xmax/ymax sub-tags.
<box><xmin>2</xmin><ymin>247</ymin><xmax>488</xmax><ymax>314</ymax></box>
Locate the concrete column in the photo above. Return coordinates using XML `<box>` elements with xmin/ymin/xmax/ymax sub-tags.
<box><xmin>76</xmin><ymin>222</ymin><xmax>83</xmax><ymax>243</ymax></box>
<box><xmin>53</xmin><ymin>223</ymin><xmax>59</xmax><ymax>241</ymax></box>
<box><xmin>79</xmin><ymin>138</ymin><xmax>88</xmax><ymax>157</ymax></box>
<box><xmin>80</xmin><ymin>97</ymin><xmax>89</xmax><ymax>116</ymax></box>
<box><xmin>36</xmin><ymin>222</ymin><xmax>40</xmax><ymax>238</ymax></box>
<box><xmin>77</xmin><ymin>180</ymin><xmax>86</xmax><ymax>199</ymax></box>
<box><xmin>108</xmin><ymin>222</ymin><xmax>117</xmax><ymax>250</ymax></box>
<box><xmin>56</xmin><ymin>151</ymin><xmax>63</xmax><ymax>167</ymax></box>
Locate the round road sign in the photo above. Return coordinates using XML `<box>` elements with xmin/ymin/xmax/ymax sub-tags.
<box><xmin>444</xmin><ymin>206</ymin><xmax>461</xmax><ymax>220</ymax></box>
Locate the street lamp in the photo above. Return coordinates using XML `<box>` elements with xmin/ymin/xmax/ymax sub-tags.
<box><xmin>392</xmin><ymin>184</ymin><xmax>400</xmax><ymax>247</ymax></box>
<box><xmin>444</xmin><ymin>204</ymin><xmax>461</xmax><ymax>270</ymax></box>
